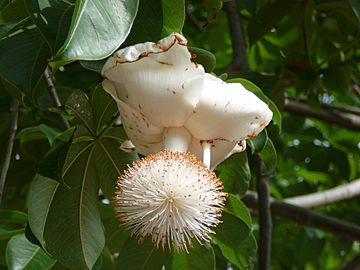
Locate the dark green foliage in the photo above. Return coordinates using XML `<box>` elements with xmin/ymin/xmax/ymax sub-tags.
<box><xmin>0</xmin><ymin>0</ymin><xmax>359</xmax><ymax>269</ymax></box>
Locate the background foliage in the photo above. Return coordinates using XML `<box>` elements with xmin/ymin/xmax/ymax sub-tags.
<box><xmin>0</xmin><ymin>0</ymin><xmax>359</xmax><ymax>269</ymax></box>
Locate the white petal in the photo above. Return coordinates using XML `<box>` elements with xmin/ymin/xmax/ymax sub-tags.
<box><xmin>102</xmin><ymin>33</ymin><xmax>205</xmax><ymax>127</ymax></box>
<box><xmin>116</xmin><ymin>99</ymin><xmax>164</xmax><ymax>155</ymax></box>
<box><xmin>185</xmin><ymin>74</ymin><xmax>273</xmax><ymax>141</ymax></box>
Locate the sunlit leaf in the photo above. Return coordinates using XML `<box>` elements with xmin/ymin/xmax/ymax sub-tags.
<box><xmin>6</xmin><ymin>234</ymin><xmax>56</xmax><ymax>270</ymax></box>
<box><xmin>162</xmin><ymin>0</ymin><xmax>185</xmax><ymax>36</ymax></box>
<box><xmin>52</xmin><ymin>0</ymin><xmax>139</xmax><ymax>66</ymax></box>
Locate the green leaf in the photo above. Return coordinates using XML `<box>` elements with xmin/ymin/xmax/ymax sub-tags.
<box><xmin>248</xmin><ymin>128</ymin><xmax>268</xmax><ymax>154</ymax></box>
<box><xmin>0</xmin><ymin>22</ymin><xmax>51</xmax><ymax>100</ymax></box>
<box><xmin>36</xmin><ymin>127</ymin><xmax>75</xmax><ymax>180</ymax></box>
<box><xmin>228</xmin><ymin>78</ymin><xmax>282</xmax><ymax>132</ymax></box>
<box><xmin>0</xmin><ymin>210</ymin><xmax>27</xmax><ymax>240</ymax></box>
<box><xmin>94</xmin><ymin>131</ymin><xmax>137</xmax><ymax>198</ymax></box>
<box><xmin>224</xmin><ymin>194</ymin><xmax>252</xmax><ymax>228</ymax></box>
<box><xmin>189</xmin><ymin>47</ymin><xmax>216</xmax><ymax>72</ymax></box>
<box><xmin>91</xmin><ymin>84</ymin><xmax>117</xmax><ymax>135</ymax></box>
<box><xmin>6</xmin><ymin>234</ymin><xmax>56</xmax><ymax>270</ymax></box>
<box><xmin>349</xmin><ymin>0</ymin><xmax>360</xmax><ymax>22</ymax></box>
<box><xmin>203</xmin><ymin>0</ymin><xmax>222</xmax><ymax>23</ymax></box>
<box><xmin>28</xmin><ymin>174</ymin><xmax>59</xmax><ymax>246</ymax></box>
<box><xmin>167</xmin><ymin>242</ymin><xmax>215</xmax><ymax>270</ymax></box>
<box><xmin>44</xmin><ymin>137</ymin><xmax>105</xmax><ymax>270</ymax></box>
<box><xmin>0</xmin><ymin>210</ymin><xmax>27</xmax><ymax>223</ymax></box>
<box><xmin>0</xmin><ymin>0</ymin><xmax>28</xmax><ymax>23</ymax></box>
<box><xmin>247</xmin><ymin>1</ymin><xmax>295</xmax><ymax>44</ymax></box>
<box><xmin>65</xmin><ymin>90</ymin><xmax>95</xmax><ymax>135</ymax></box>
<box><xmin>80</xmin><ymin>59</ymin><xmax>106</xmax><ymax>73</ymax></box>
<box><xmin>161</xmin><ymin>0</ymin><xmax>185</xmax><ymax>36</ymax></box>
<box><xmin>213</xmin><ymin>212</ymin><xmax>256</xmax><ymax>270</ymax></box>
<box><xmin>25</xmin><ymin>0</ymin><xmax>73</xmax><ymax>51</ymax></box>
<box><xmin>121</xmin><ymin>0</ymin><xmax>162</xmax><ymax>46</ymax></box>
<box><xmin>52</xmin><ymin>0</ymin><xmax>139</xmax><ymax>66</ymax></box>
<box><xmin>116</xmin><ymin>237</ymin><xmax>166</xmax><ymax>270</ymax></box>
<box><xmin>216</xmin><ymin>151</ymin><xmax>251</xmax><ymax>197</ymax></box>
<box><xmin>259</xmin><ymin>138</ymin><xmax>277</xmax><ymax>175</ymax></box>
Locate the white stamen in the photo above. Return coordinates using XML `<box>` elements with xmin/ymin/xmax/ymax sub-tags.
<box><xmin>113</xmin><ymin>150</ymin><xmax>226</xmax><ymax>252</ymax></box>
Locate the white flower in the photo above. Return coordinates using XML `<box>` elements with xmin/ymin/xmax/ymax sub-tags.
<box><xmin>103</xmin><ymin>33</ymin><xmax>273</xmax><ymax>251</ymax></box>
<box><xmin>113</xmin><ymin>149</ymin><xmax>226</xmax><ymax>252</ymax></box>
<box><xmin>102</xmin><ymin>33</ymin><xmax>273</xmax><ymax>168</ymax></box>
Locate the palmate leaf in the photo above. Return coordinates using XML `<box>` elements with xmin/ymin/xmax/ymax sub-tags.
<box><xmin>52</xmin><ymin>0</ymin><xmax>139</xmax><ymax>67</ymax></box>
<box><xmin>28</xmin><ymin>87</ymin><xmax>137</xmax><ymax>270</ymax></box>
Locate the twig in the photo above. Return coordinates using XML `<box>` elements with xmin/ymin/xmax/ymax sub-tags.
<box><xmin>223</xmin><ymin>0</ymin><xmax>250</xmax><ymax>72</ymax></box>
<box><xmin>0</xmin><ymin>97</ymin><xmax>19</xmax><ymax>205</ymax></box>
<box><xmin>286</xmin><ymin>95</ymin><xmax>360</xmax><ymax>115</ymax></box>
<box><xmin>44</xmin><ymin>66</ymin><xmax>70</xmax><ymax>129</ymax></box>
<box><xmin>243</xmin><ymin>191</ymin><xmax>360</xmax><ymax>240</ymax></box>
<box><xmin>255</xmin><ymin>156</ymin><xmax>272</xmax><ymax>270</ymax></box>
<box><xmin>338</xmin><ymin>254</ymin><xmax>360</xmax><ymax>270</ymax></box>
<box><xmin>185</xmin><ymin>2</ymin><xmax>205</xmax><ymax>32</ymax></box>
<box><xmin>284</xmin><ymin>178</ymin><xmax>360</xmax><ymax>208</ymax></box>
<box><xmin>283</xmin><ymin>98</ymin><xmax>360</xmax><ymax>131</ymax></box>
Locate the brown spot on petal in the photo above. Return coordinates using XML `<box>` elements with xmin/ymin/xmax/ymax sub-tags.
<box><xmin>157</xmin><ymin>60</ymin><xmax>173</xmax><ymax>66</ymax></box>
<box><xmin>191</xmin><ymin>53</ymin><xmax>197</xmax><ymax>59</ymax></box>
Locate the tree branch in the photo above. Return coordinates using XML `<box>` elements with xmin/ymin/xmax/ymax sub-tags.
<box><xmin>256</xmin><ymin>156</ymin><xmax>272</xmax><ymax>270</ymax></box>
<box><xmin>0</xmin><ymin>97</ymin><xmax>19</xmax><ymax>204</ymax></box>
<box><xmin>284</xmin><ymin>178</ymin><xmax>360</xmax><ymax>209</ymax></box>
<box><xmin>44</xmin><ymin>66</ymin><xmax>70</xmax><ymax>129</ymax></box>
<box><xmin>185</xmin><ymin>2</ymin><xmax>205</xmax><ymax>32</ymax></box>
<box><xmin>243</xmin><ymin>191</ymin><xmax>360</xmax><ymax>240</ymax></box>
<box><xmin>283</xmin><ymin>98</ymin><xmax>360</xmax><ymax>131</ymax></box>
<box><xmin>223</xmin><ymin>0</ymin><xmax>250</xmax><ymax>72</ymax></box>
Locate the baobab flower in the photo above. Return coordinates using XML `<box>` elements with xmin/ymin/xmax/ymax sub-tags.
<box><xmin>114</xmin><ymin>150</ymin><xmax>226</xmax><ymax>252</ymax></box>
<box><xmin>102</xmin><ymin>33</ymin><xmax>272</xmax><ymax>251</ymax></box>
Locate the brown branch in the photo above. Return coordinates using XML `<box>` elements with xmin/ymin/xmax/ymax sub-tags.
<box><xmin>0</xmin><ymin>97</ymin><xmax>19</xmax><ymax>205</ymax></box>
<box><xmin>283</xmin><ymin>98</ymin><xmax>360</xmax><ymax>131</ymax></box>
<box><xmin>256</xmin><ymin>156</ymin><xmax>272</xmax><ymax>270</ymax></box>
<box><xmin>243</xmin><ymin>191</ymin><xmax>360</xmax><ymax>240</ymax></box>
<box><xmin>223</xmin><ymin>0</ymin><xmax>250</xmax><ymax>72</ymax></box>
<box><xmin>44</xmin><ymin>66</ymin><xmax>70</xmax><ymax>129</ymax></box>
<box><xmin>284</xmin><ymin>178</ymin><xmax>360</xmax><ymax>209</ymax></box>
<box><xmin>286</xmin><ymin>95</ymin><xmax>360</xmax><ymax>116</ymax></box>
<box><xmin>185</xmin><ymin>2</ymin><xmax>205</xmax><ymax>32</ymax></box>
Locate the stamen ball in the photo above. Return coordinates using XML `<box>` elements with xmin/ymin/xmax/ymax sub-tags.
<box><xmin>113</xmin><ymin>149</ymin><xmax>226</xmax><ymax>252</ymax></box>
